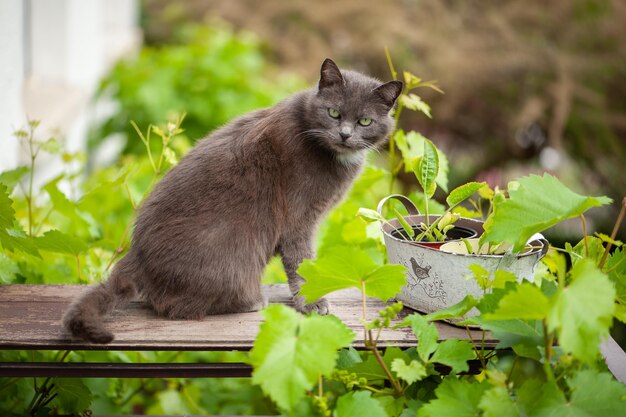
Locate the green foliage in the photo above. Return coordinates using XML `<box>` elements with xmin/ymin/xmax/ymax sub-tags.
<box><xmin>298</xmin><ymin>246</ymin><xmax>406</xmax><ymax>303</ymax></box>
<box><xmin>418</xmin><ymin>377</ymin><xmax>488</xmax><ymax>417</ymax></box>
<box><xmin>481</xmin><ymin>174</ymin><xmax>612</xmax><ymax>251</ymax></box>
<box><xmin>547</xmin><ymin>259</ymin><xmax>615</xmax><ymax>362</ymax></box>
<box><xmin>93</xmin><ymin>23</ymin><xmax>303</xmax><ymax>155</ymax></box>
<box><xmin>334</xmin><ymin>391</ymin><xmax>387</xmax><ymax>417</ymax></box>
<box><xmin>249</xmin><ymin>304</ymin><xmax>354</xmax><ymax>411</ymax></box>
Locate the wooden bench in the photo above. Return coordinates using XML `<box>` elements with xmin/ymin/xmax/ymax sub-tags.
<box><xmin>1</xmin><ymin>284</ymin><xmax>624</xmax><ymax>384</ymax></box>
<box><xmin>0</xmin><ymin>284</ymin><xmax>492</xmax><ymax>378</ymax></box>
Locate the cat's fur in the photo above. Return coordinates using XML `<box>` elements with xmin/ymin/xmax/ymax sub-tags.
<box><xmin>62</xmin><ymin>59</ymin><xmax>402</xmax><ymax>343</ymax></box>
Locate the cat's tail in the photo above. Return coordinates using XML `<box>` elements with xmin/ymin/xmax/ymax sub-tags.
<box><xmin>62</xmin><ymin>255</ymin><xmax>139</xmax><ymax>344</ymax></box>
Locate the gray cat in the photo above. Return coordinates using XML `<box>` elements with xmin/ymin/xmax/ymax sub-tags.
<box><xmin>63</xmin><ymin>58</ymin><xmax>402</xmax><ymax>343</ymax></box>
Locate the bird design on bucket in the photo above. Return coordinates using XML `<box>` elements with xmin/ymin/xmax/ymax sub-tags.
<box><xmin>404</xmin><ymin>256</ymin><xmax>447</xmax><ymax>303</ymax></box>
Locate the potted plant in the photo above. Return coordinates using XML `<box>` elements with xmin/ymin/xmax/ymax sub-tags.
<box><xmin>360</xmin><ymin>138</ymin><xmax>609</xmax><ymax>321</ymax></box>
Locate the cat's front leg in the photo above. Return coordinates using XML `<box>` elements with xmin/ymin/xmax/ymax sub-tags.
<box><xmin>279</xmin><ymin>238</ymin><xmax>330</xmax><ymax>315</ymax></box>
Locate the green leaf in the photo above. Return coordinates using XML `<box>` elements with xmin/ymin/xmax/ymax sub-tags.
<box><xmin>481</xmin><ymin>174</ymin><xmax>612</xmax><ymax>252</ymax></box>
<box><xmin>395</xmin><ymin>131</ymin><xmax>448</xmax><ymax>191</ymax></box>
<box><xmin>356</xmin><ymin>207</ymin><xmax>386</xmax><ymax>223</ymax></box>
<box><xmin>53</xmin><ymin>378</ymin><xmax>92</xmax><ymax>413</ymax></box>
<box><xmin>516</xmin><ymin>379</ymin><xmax>567</xmax><ymax>417</ymax></box>
<box><xmin>0</xmin><ymin>185</ymin><xmax>40</xmax><ymax>258</ymax></box>
<box><xmin>418</xmin><ymin>378</ymin><xmax>488</xmax><ymax>417</ymax></box>
<box><xmin>401</xmin><ymin>314</ymin><xmax>438</xmax><ymax>361</ymax></box>
<box><xmin>249</xmin><ymin>304</ymin><xmax>354</xmax><ymax>411</ymax></box>
<box><xmin>517</xmin><ymin>371</ymin><xmax>626</xmax><ymax>417</ymax></box>
<box><xmin>547</xmin><ymin>259</ymin><xmax>615</xmax><ymax>362</ymax></box>
<box><xmin>0</xmin><ymin>227</ymin><xmax>41</xmax><ymax>258</ymax></box>
<box><xmin>0</xmin><ymin>167</ymin><xmax>29</xmax><ymax>189</ymax></box>
<box><xmin>567</xmin><ymin>369</ymin><xmax>626</xmax><ymax>415</ymax></box>
<box><xmin>391</xmin><ymin>358</ymin><xmax>427</xmax><ymax>384</ymax></box>
<box><xmin>394</xmin><ymin>208</ymin><xmax>415</xmax><ymax>239</ymax></box>
<box><xmin>0</xmin><ymin>252</ymin><xmax>19</xmax><ymax>284</ymax></box>
<box><xmin>607</xmin><ymin>248</ymin><xmax>626</xmax><ymax>304</ymax></box>
<box><xmin>430</xmin><ymin>339</ymin><xmax>475</xmax><ymax>374</ymax></box>
<box><xmin>39</xmin><ymin>137</ymin><xmax>62</xmax><ymax>154</ymax></box>
<box><xmin>470</xmin><ymin>316</ymin><xmax>543</xmax><ymax>350</ymax></box>
<box><xmin>0</xmin><ymin>252</ymin><xmax>20</xmax><ymax>283</ymax></box>
<box><xmin>336</xmin><ymin>347</ymin><xmax>362</xmax><ymax>369</ymax></box>
<box><xmin>414</xmin><ymin>139</ymin><xmax>439</xmax><ymax>198</ymax></box>
<box><xmin>424</xmin><ymin>295</ymin><xmax>479</xmax><ymax>321</ymax></box>
<box><xmin>334</xmin><ymin>391</ymin><xmax>386</xmax><ymax>417</ymax></box>
<box><xmin>484</xmin><ymin>283</ymin><xmax>549</xmax><ymax>321</ymax></box>
<box><xmin>43</xmin><ymin>177</ymin><xmax>92</xmax><ymax>233</ymax></box>
<box><xmin>479</xmin><ymin>387</ymin><xmax>519</xmax><ymax>417</ymax></box>
<box><xmin>298</xmin><ymin>246</ymin><xmax>406</xmax><ymax>303</ymax></box>
<box><xmin>349</xmin><ymin>354</ymin><xmax>388</xmax><ymax>382</ymax></box>
<box><xmin>36</xmin><ymin>230</ymin><xmax>88</xmax><ymax>256</ymax></box>
<box><xmin>0</xmin><ymin>183</ymin><xmax>15</xmax><ymax>229</ymax></box>
<box><xmin>446</xmin><ymin>182</ymin><xmax>487</xmax><ymax>208</ymax></box>
<box><xmin>400</xmin><ymin>93</ymin><xmax>432</xmax><ymax>118</ymax></box>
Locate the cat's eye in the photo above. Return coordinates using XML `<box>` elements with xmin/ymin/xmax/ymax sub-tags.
<box><xmin>358</xmin><ymin>117</ymin><xmax>372</xmax><ymax>126</ymax></box>
<box><xmin>327</xmin><ymin>108</ymin><xmax>340</xmax><ymax>119</ymax></box>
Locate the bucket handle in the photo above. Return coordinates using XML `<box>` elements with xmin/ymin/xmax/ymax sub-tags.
<box><xmin>377</xmin><ymin>194</ymin><xmax>420</xmax><ymax>216</ymax></box>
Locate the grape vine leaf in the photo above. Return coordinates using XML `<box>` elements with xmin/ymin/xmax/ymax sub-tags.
<box><xmin>516</xmin><ymin>379</ymin><xmax>566</xmax><ymax>417</ymax></box>
<box><xmin>53</xmin><ymin>378</ymin><xmax>92</xmax><ymax>414</ymax></box>
<box><xmin>249</xmin><ymin>304</ymin><xmax>354</xmax><ymax>411</ymax></box>
<box><xmin>517</xmin><ymin>371</ymin><xmax>626</xmax><ymax>417</ymax></box>
<box><xmin>334</xmin><ymin>391</ymin><xmax>386</xmax><ymax>417</ymax></box>
<box><xmin>0</xmin><ymin>183</ymin><xmax>14</xmax><ymax>229</ymax></box>
<box><xmin>478</xmin><ymin>386</ymin><xmax>519</xmax><ymax>417</ymax></box>
<box><xmin>481</xmin><ymin>174</ymin><xmax>612</xmax><ymax>252</ymax></box>
<box><xmin>547</xmin><ymin>259</ymin><xmax>615</xmax><ymax>362</ymax></box>
<box><xmin>391</xmin><ymin>358</ymin><xmax>427</xmax><ymax>384</ymax></box>
<box><xmin>484</xmin><ymin>283</ymin><xmax>549</xmax><ymax>321</ymax></box>
<box><xmin>36</xmin><ymin>230</ymin><xmax>88</xmax><ymax>256</ymax></box>
<box><xmin>0</xmin><ymin>252</ymin><xmax>19</xmax><ymax>284</ymax></box>
<box><xmin>401</xmin><ymin>313</ymin><xmax>438</xmax><ymax>361</ymax></box>
<box><xmin>298</xmin><ymin>246</ymin><xmax>406</xmax><ymax>303</ymax></box>
<box><xmin>0</xmin><ymin>166</ymin><xmax>29</xmax><ymax>189</ymax></box>
<box><xmin>418</xmin><ymin>377</ymin><xmax>488</xmax><ymax>417</ymax></box>
<box><xmin>607</xmin><ymin>248</ymin><xmax>626</xmax><ymax>305</ymax></box>
<box><xmin>429</xmin><ymin>339</ymin><xmax>475</xmax><ymax>374</ymax></box>
<box><xmin>566</xmin><ymin>369</ymin><xmax>626</xmax><ymax>415</ymax></box>
<box><xmin>0</xmin><ymin>183</ymin><xmax>40</xmax><ymax>258</ymax></box>
<box><xmin>424</xmin><ymin>295</ymin><xmax>479</xmax><ymax>322</ymax></box>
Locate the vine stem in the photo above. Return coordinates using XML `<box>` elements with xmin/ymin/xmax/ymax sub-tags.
<box><xmin>360</xmin><ymin>279</ymin><xmax>402</xmax><ymax>396</ymax></box>
<box><xmin>599</xmin><ymin>197</ymin><xmax>626</xmax><ymax>270</ymax></box>
<box><xmin>318</xmin><ymin>374</ymin><xmax>323</xmax><ymax>398</ymax></box>
<box><xmin>542</xmin><ymin>320</ymin><xmax>555</xmax><ymax>382</ymax></box>
<box><xmin>580</xmin><ymin>215</ymin><xmax>589</xmax><ymax>257</ymax></box>
<box><xmin>367</xmin><ymin>329</ymin><xmax>403</xmax><ymax>396</ymax></box>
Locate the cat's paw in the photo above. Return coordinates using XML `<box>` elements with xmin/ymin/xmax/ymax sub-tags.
<box><xmin>293</xmin><ymin>296</ymin><xmax>330</xmax><ymax>315</ymax></box>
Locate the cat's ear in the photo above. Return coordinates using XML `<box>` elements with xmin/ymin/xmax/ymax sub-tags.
<box><xmin>373</xmin><ymin>80</ymin><xmax>404</xmax><ymax>108</ymax></box>
<box><xmin>319</xmin><ymin>58</ymin><xmax>344</xmax><ymax>90</ymax></box>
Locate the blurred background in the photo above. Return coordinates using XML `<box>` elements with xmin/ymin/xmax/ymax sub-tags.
<box><xmin>2</xmin><ymin>0</ymin><xmax>624</xmax><ymax>240</ymax></box>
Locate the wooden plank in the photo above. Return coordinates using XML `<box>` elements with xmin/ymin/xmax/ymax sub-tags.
<box><xmin>600</xmin><ymin>336</ymin><xmax>626</xmax><ymax>384</ymax></box>
<box><xmin>0</xmin><ymin>284</ymin><xmax>494</xmax><ymax>350</ymax></box>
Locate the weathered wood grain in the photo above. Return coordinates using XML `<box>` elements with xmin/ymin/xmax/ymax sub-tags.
<box><xmin>0</xmin><ymin>284</ymin><xmax>495</xmax><ymax>350</ymax></box>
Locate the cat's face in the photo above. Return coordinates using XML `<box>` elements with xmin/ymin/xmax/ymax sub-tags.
<box><xmin>306</xmin><ymin>59</ymin><xmax>403</xmax><ymax>157</ymax></box>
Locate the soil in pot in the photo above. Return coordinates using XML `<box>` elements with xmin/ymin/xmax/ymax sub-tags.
<box><xmin>390</xmin><ymin>225</ymin><xmax>477</xmax><ymax>249</ymax></box>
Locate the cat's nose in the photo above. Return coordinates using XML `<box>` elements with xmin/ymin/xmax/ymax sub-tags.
<box><xmin>339</xmin><ymin>127</ymin><xmax>352</xmax><ymax>140</ymax></box>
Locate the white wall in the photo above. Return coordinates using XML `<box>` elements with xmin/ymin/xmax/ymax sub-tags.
<box><xmin>0</xmin><ymin>0</ymin><xmax>140</xmax><ymax>184</ymax></box>
<box><xmin>0</xmin><ymin>0</ymin><xmax>24</xmax><ymax>172</ymax></box>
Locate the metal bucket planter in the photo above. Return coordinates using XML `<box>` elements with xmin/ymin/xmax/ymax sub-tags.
<box><xmin>378</xmin><ymin>195</ymin><xmax>548</xmax><ymax>322</ymax></box>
